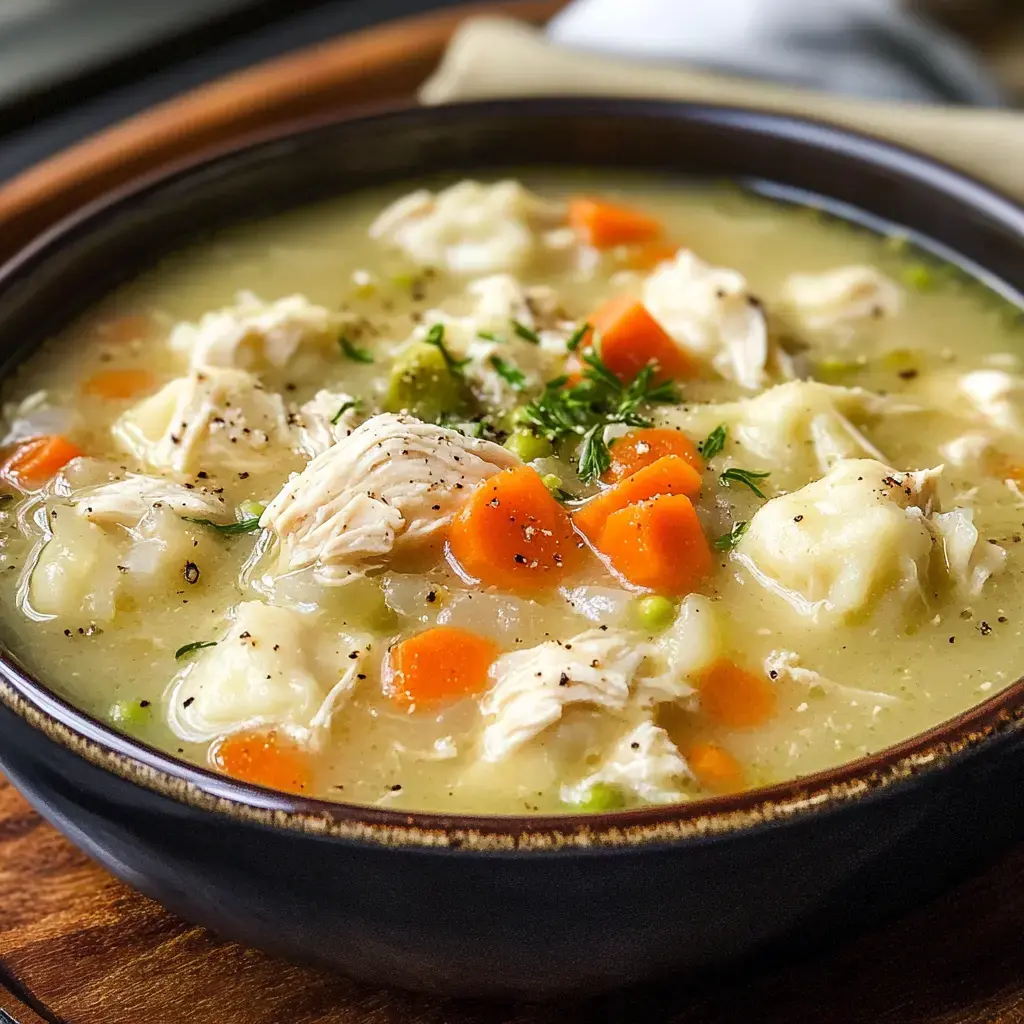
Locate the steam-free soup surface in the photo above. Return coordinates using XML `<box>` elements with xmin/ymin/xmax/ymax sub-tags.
<box><xmin>1</xmin><ymin>173</ymin><xmax>1022</xmax><ymax>813</ymax></box>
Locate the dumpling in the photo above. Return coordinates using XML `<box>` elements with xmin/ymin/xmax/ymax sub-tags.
<box><xmin>735</xmin><ymin>458</ymin><xmax>943</xmax><ymax>621</ymax></box>
<box><xmin>958</xmin><ymin>370</ymin><xmax>1024</xmax><ymax>434</ymax></box>
<box><xmin>260</xmin><ymin>413</ymin><xmax>520</xmax><ymax>584</ymax></box>
<box><xmin>561</xmin><ymin>720</ymin><xmax>692</xmax><ymax>806</ymax></box>
<box><xmin>662</xmin><ymin>381</ymin><xmax>888</xmax><ymax>481</ymax></box>
<box><xmin>781</xmin><ymin>265</ymin><xmax>901</xmax><ymax>332</ymax></box>
<box><xmin>642</xmin><ymin>250</ymin><xmax>789</xmax><ymax>390</ymax></box>
<box><xmin>168</xmin><ymin>291</ymin><xmax>343</xmax><ymax>371</ymax></box>
<box><xmin>369</xmin><ymin>180</ymin><xmax>565</xmax><ymax>275</ymax></box>
<box><xmin>113</xmin><ymin>367</ymin><xmax>291</xmax><ymax>475</ymax></box>
<box><xmin>290</xmin><ymin>389</ymin><xmax>360</xmax><ymax>458</ymax></box>
<box><xmin>166</xmin><ymin>601</ymin><xmax>369</xmax><ymax>745</ymax></box>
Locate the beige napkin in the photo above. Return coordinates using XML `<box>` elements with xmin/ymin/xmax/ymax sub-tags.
<box><xmin>421</xmin><ymin>17</ymin><xmax>1024</xmax><ymax>201</ymax></box>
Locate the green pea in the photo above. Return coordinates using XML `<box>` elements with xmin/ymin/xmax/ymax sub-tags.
<box><xmin>569</xmin><ymin>783</ymin><xmax>626</xmax><ymax>812</ymax></box>
<box><xmin>900</xmin><ymin>263</ymin><xmax>935</xmax><ymax>292</ymax></box>
<box><xmin>503</xmin><ymin>429</ymin><xmax>553</xmax><ymax>463</ymax></box>
<box><xmin>238</xmin><ymin>499</ymin><xmax>266</xmax><ymax>520</ymax></box>
<box><xmin>633</xmin><ymin>595</ymin><xmax>677</xmax><ymax>631</ymax></box>
<box><xmin>383</xmin><ymin>341</ymin><xmax>473</xmax><ymax>423</ymax></box>
<box><xmin>108</xmin><ymin>699</ymin><xmax>152</xmax><ymax>733</ymax></box>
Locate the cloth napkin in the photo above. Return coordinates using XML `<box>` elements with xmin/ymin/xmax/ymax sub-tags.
<box><xmin>420</xmin><ymin>16</ymin><xmax>1024</xmax><ymax>202</ymax></box>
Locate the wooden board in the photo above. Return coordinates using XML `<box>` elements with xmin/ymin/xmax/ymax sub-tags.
<box><xmin>2</xmin><ymin>2</ymin><xmax>1024</xmax><ymax>1020</ymax></box>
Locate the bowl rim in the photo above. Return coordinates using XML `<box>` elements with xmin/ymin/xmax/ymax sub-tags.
<box><xmin>2</xmin><ymin>95</ymin><xmax>1023</xmax><ymax>853</ymax></box>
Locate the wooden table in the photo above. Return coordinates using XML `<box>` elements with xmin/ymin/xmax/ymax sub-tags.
<box><xmin>2</xmin><ymin>3</ymin><xmax>1024</xmax><ymax>1020</ymax></box>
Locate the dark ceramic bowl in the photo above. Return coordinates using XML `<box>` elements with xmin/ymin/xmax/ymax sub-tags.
<box><xmin>1</xmin><ymin>99</ymin><xmax>1023</xmax><ymax>999</ymax></box>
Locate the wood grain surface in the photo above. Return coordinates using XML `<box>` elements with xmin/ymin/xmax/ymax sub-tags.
<box><xmin>2</xmin><ymin>774</ymin><xmax>1024</xmax><ymax>1023</ymax></box>
<box><xmin>1</xmin><ymin>2</ymin><xmax>1024</xmax><ymax>1021</ymax></box>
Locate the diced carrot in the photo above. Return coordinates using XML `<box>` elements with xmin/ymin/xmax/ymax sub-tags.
<box><xmin>596</xmin><ymin>493</ymin><xmax>712</xmax><ymax>595</ymax></box>
<box><xmin>587</xmin><ymin>294</ymin><xmax>697</xmax><ymax>384</ymax></box>
<box><xmin>623</xmin><ymin>241</ymin><xmax>679</xmax><ymax>270</ymax></box>
<box><xmin>687</xmin><ymin>742</ymin><xmax>745</xmax><ymax>793</ymax></box>
<box><xmin>604</xmin><ymin>427</ymin><xmax>703</xmax><ymax>483</ymax></box>
<box><xmin>383</xmin><ymin>626</ymin><xmax>498</xmax><ymax>709</ymax></box>
<box><xmin>211</xmin><ymin>729</ymin><xmax>313</xmax><ymax>794</ymax></box>
<box><xmin>82</xmin><ymin>367</ymin><xmax>157</xmax><ymax>400</ymax></box>
<box><xmin>3</xmin><ymin>435</ymin><xmax>83</xmax><ymax>491</ymax></box>
<box><xmin>696</xmin><ymin>659</ymin><xmax>776</xmax><ymax>729</ymax></box>
<box><xmin>568</xmin><ymin>196</ymin><xmax>663</xmax><ymax>249</ymax></box>
<box><xmin>448</xmin><ymin>466</ymin><xmax>582</xmax><ymax>592</ymax></box>
<box><xmin>90</xmin><ymin>313</ymin><xmax>153</xmax><ymax>345</ymax></box>
<box><xmin>573</xmin><ymin>455</ymin><xmax>702</xmax><ymax>543</ymax></box>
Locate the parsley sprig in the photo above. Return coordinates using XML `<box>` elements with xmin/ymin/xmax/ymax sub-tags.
<box><xmin>489</xmin><ymin>356</ymin><xmax>526</xmax><ymax>391</ymax></box>
<box><xmin>339</xmin><ymin>336</ymin><xmax>373</xmax><ymax>363</ymax></box>
<box><xmin>425</xmin><ymin>323</ymin><xmax>470</xmax><ymax>377</ymax></box>
<box><xmin>719</xmin><ymin>467</ymin><xmax>771</xmax><ymax>499</ymax></box>
<box><xmin>520</xmin><ymin>349</ymin><xmax>679</xmax><ymax>482</ymax></box>
<box><xmin>713</xmin><ymin>520</ymin><xmax>750</xmax><ymax>551</ymax></box>
<box><xmin>698</xmin><ymin>424</ymin><xmax>728</xmax><ymax>461</ymax></box>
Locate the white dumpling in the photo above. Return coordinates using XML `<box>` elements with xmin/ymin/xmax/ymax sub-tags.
<box><xmin>260</xmin><ymin>413</ymin><xmax>520</xmax><ymax>584</ymax></box>
<box><xmin>113</xmin><ymin>367</ymin><xmax>291</xmax><ymax>475</ymax></box>
<box><xmin>662</xmin><ymin>381</ymin><xmax>888</xmax><ymax>479</ymax></box>
<box><xmin>369</xmin><ymin>180</ymin><xmax>565</xmax><ymax>275</ymax></box>
<box><xmin>736</xmin><ymin>458</ymin><xmax>942</xmax><ymax>621</ymax></box>
<box><xmin>561</xmin><ymin>720</ymin><xmax>692</xmax><ymax>806</ymax></box>
<box><xmin>166</xmin><ymin>601</ymin><xmax>368</xmax><ymax>745</ymax></box>
<box><xmin>167</xmin><ymin>291</ymin><xmax>343</xmax><ymax>371</ymax></box>
<box><xmin>290</xmin><ymin>389</ymin><xmax>360</xmax><ymax>458</ymax></box>
<box><xmin>642</xmin><ymin>249</ymin><xmax>788</xmax><ymax>390</ymax></box>
<box><xmin>781</xmin><ymin>265</ymin><xmax>901</xmax><ymax>332</ymax></box>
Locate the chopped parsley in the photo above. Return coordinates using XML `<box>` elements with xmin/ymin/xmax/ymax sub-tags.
<box><xmin>489</xmin><ymin>356</ymin><xmax>526</xmax><ymax>390</ymax></box>
<box><xmin>174</xmin><ymin>640</ymin><xmax>218</xmax><ymax>660</ymax></box>
<box><xmin>719</xmin><ymin>467</ymin><xmax>771</xmax><ymax>499</ymax></box>
<box><xmin>340</xmin><ymin>335</ymin><xmax>373</xmax><ymax>363</ymax></box>
<box><xmin>330</xmin><ymin>400</ymin><xmax>357</xmax><ymax>425</ymax></box>
<box><xmin>183</xmin><ymin>516</ymin><xmax>263</xmax><ymax>535</ymax></box>
<box><xmin>520</xmin><ymin>350</ymin><xmax>679</xmax><ymax>483</ymax></box>
<box><xmin>566</xmin><ymin>322</ymin><xmax>591</xmax><ymax>353</ymax></box>
<box><xmin>424</xmin><ymin>322</ymin><xmax>470</xmax><ymax>377</ymax></box>
<box><xmin>511</xmin><ymin>320</ymin><xmax>541</xmax><ymax>344</ymax></box>
<box><xmin>713</xmin><ymin>520</ymin><xmax>750</xmax><ymax>551</ymax></box>
<box><xmin>477</xmin><ymin>329</ymin><xmax>502</xmax><ymax>342</ymax></box>
<box><xmin>698</xmin><ymin>424</ymin><xmax>728</xmax><ymax>461</ymax></box>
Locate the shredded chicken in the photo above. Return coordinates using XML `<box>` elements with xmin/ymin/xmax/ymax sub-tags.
<box><xmin>781</xmin><ymin>265</ymin><xmax>901</xmax><ymax>331</ymax></box>
<box><xmin>764</xmin><ymin>650</ymin><xmax>900</xmax><ymax>707</ymax></box>
<box><xmin>642</xmin><ymin>250</ymin><xmax>789</xmax><ymax>390</ymax></box>
<box><xmin>260</xmin><ymin>413</ymin><xmax>520</xmax><ymax>584</ymax></box>
<box><xmin>930</xmin><ymin>507</ymin><xmax>1007</xmax><ymax>596</ymax></box>
<box><xmin>562</xmin><ymin>720</ymin><xmax>692</xmax><ymax>806</ymax></box>
<box><xmin>290</xmin><ymin>389</ymin><xmax>360</xmax><ymax>458</ymax></box>
<box><xmin>71</xmin><ymin>474</ymin><xmax>228</xmax><ymax>527</ymax></box>
<box><xmin>958</xmin><ymin>370</ymin><xmax>1024</xmax><ymax>434</ymax></box>
<box><xmin>114</xmin><ymin>367</ymin><xmax>291</xmax><ymax>476</ymax></box>
<box><xmin>167</xmin><ymin>601</ymin><xmax>368</xmax><ymax>745</ymax></box>
<box><xmin>369</xmin><ymin>180</ymin><xmax>565</xmax><ymax>275</ymax></box>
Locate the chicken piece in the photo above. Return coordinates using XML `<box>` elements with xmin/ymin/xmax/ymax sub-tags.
<box><xmin>662</xmin><ymin>381</ymin><xmax>888</xmax><ymax>482</ymax></box>
<box><xmin>958</xmin><ymin>370</ymin><xmax>1024</xmax><ymax>434</ymax></box>
<box><xmin>114</xmin><ymin>367</ymin><xmax>291</xmax><ymax>476</ymax></box>
<box><xmin>764</xmin><ymin>650</ymin><xmax>900</xmax><ymax>707</ymax></box>
<box><xmin>167</xmin><ymin>601</ymin><xmax>369</xmax><ymax>745</ymax></box>
<box><xmin>781</xmin><ymin>265</ymin><xmax>901</xmax><ymax>332</ymax></box>
<box><xmin>736</xmin><ymin>458</ymin><xmax>944</xmax><ymax>622</ymax></box>
<box><xmin>642</xmin><ymin>250</ymin><xmax>790</xmax><ymax>390</ymax></box>
<box><xmin>930</xmin><ymin>507</ymin><xmax>1007</xmax><ymax>596</ymax></box>
<box><xmin>70</xmin><ymin>474</ymin><xmax>228</xmax><ymax>527</ymax></box>
<box><xmin>290</xmin><ymin>389</ymin><xmax>360</xmax><ymax>458</ymax></box>
<box><xmin>260</xmin><ymin>413</ymin><xmax>520</xmax><ymax>584</ymax></box>
<box><xmin>561</xmin><ymin>720</ymin><xmax>692</xmax><ymax>806</ymax></box>
<box><xmin>369</xmin><ymin>180</ymin><xmax>565</xmax><ymax>275</ymax></box>
<box><xmin>168</xmin><ymin>291</ymin><xmax>344</xmax><ymax>371</ymax></box>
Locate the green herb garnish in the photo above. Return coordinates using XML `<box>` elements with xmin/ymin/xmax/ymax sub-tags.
<box><xmin>424</xmin><ymin>323</ymin><xmax>471</xmax><ymax>378</ymax></box>
<box><xmin>520</xmin><ymin>350</ymin><xmax>679</xmax><ymax>483</ymax></box>
<box><xmin>174</xmin><ymin>640</ymin><xmax>218</xmax><ymax>660</ymax></box>
<box><xmin>713</xmin><ymin>520</ymin><xmax>750</xmax><ymax>551</ymax></box>
<box><xmin>719</xmin><ymin>467</ymin><xmax>771</xmax><ymax>499</ymax></box>
<box><xmin>340</xmin><ymin>336</ymin><xmax>373</xmax><ymax>363</ymax></box>
<box><xmin>477</xmin><ymin>329</ymin><xmax>502</xmax><ymax>342</ymax></box>
<box><xmin>566</xmin><ymin>322</ymin><xmax>591</xmax><ymax>352</ymax></box>
<box><xmin>331</xmin><ymin>400</ymin><xmax>357</xmax><ymax>425</ymax></box>
<box><xmin>183</xmin><ymin>516</ymin><xmax>263</xmax><ymax>535</ymax></box>
<box><xmin>698</xmin><ymin>424</ymin><xmax>727</xmax><ymax>461</ymax></box>
<box><xmin>512</xmin><ymin>320</ymin><xmax>541</xmax><ymax>344</ymax></box>
<box><xmin>489</xmin><ymin>356</ymin><xmax>526</xmax><ymax>391</ymax></box>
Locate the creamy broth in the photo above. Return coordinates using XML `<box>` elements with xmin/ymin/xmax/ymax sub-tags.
<box><xmin>0</xmin><ymin>172</ymin><xmax>1022</xmax><ymax>814</ymax></box>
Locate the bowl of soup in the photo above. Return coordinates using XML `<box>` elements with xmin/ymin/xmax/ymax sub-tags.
<box><xmin>0</xmin><ymin>99</ymin><xmax>1022</xmax><ymax>997</ymax></box>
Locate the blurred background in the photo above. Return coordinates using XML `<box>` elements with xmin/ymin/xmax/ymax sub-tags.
<box><xmin>0</xmin><ymin>0</ymin><xmax>1022</xmax><ymax>181</ymax></box>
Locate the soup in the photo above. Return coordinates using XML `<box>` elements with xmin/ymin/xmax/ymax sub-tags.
<box><xmin>0</xmin><ymin>173</ymin><xmax>1021</xmax><ymax>814</ymax></box>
